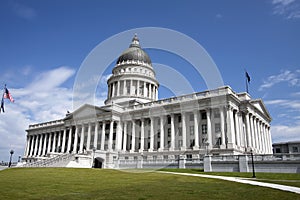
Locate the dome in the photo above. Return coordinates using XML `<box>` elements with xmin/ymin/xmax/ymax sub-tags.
<box><xmin>116</xmin><ymin>34</ymin><xmax>151</xmax><ymax>64</ymax></box>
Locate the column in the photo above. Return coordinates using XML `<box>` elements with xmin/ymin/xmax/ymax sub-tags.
<box><xmin>245</xmin><ymin>113</ymin><xmax>251</xmax><ymax>148</ymax></box>
<box><xmin>181</xmin><ymin>112</ymin><xmax>187</xmax><ymax>150</ymax></box>
<box><xmin>193</xmin><ymin>111</ymin><xmax>200</xmax><ymax>149</ymax></box>
<box><xmin>29</xmin><ymin>136</ymin><xmax>34</xmax><ymax>156</ymax></box>
<box><xmin>79</xmin><ymin>125</ymin><xmax>85</xmax><ymax>153</ymax></box>
<box><xmin>170</xmin><ymin>114</ymin><xmax>175</xmax><ymax>150</ymax></box>
<box><xmin>33</xmin><ymin>135</ymin><xmax>38</xmax><ymax>156</ymax></box>
<box><xmin>220</xmin><ymin>107</ymin><xmax>226</xmax><ymax>147</ymax></box>
<box><xmin>137</xmin><ymin>80</ymin><xmax>140</xmax><ymax>96</ymax></box>
<box><xmin>87</xmin><ymin>123</ymin><xmax>91</xmax><ymax>150</ymax></box>
<box><xmin>268</xmin><ymin>127</ymin><xmax>272</xmax><ymax>154</ymax></box>
<box><xmin>206</xmin><ymin>109</ymin><xmax>213</xmax><ymax>149</ymax></box>
<box><xmin>143</xmin><ymin>82</ymin><xmax>147</xmax><ymax>97</ymax></box>
<box><xmin>149</xmin><ymin>117</ymin><xmax>154</xmax><ymax>151</ymax></box>
<box><xmin>131</xmin><ymin>120</ymin><xmax>136</xmax><ymax>152</ymax></box>
<box><xmin>61</xmin><ymin>129</ymin><xmax>67</xmax><ymax>153</ymax></box>
<box><xmin>149</xmin><ymin>84</ymin><xmax>152</xmax><ymax>99</ymax></box>
<box><xmin>226</xmin><ymin>107</ymin><xmax>235</xmax><ymax>148</ymax></box>
<box><xmin>52</xmin><ymin>132</ymin><xmax>57</xmax><ymax>153</ymax></box>
<box><xmin>73</xmin><ymin>126</ymin><xmax>79</xmax><ymax>153</ymax></box>
<box><xmin>234</xmin><ymin>111</ymin><xmax>241</xmax><ymax>147</ymax></box>
<box><xmin>112</xmin><ymin>82</ymin><xmax>115</xmax><ymax>97</ymax></box>
<box><xmin>254</xmin><ymin>119</ymin><xmax>259</xmax><ymax>151</ymax></box>
<box><xmin>42</xmin><ymin>134</ymin><xmax>47</xmax><ymax>156</ymax></box>
<box><xmin>25</xmin><ymin>136</ymin><xmax>30</xmax><ymax>156</ymax></box>
<box><xmin>101</xmin><ymin>122</ymin><xmax>106</xmax><ymax>150</ymax></box>
<box><xmin>261</xmin><ymin>123</ymin><xmax>266</xmax><ymax>153</ymax></box>
<box><xmin>93</xmin><ymin>122</ymin><xmax>99</xmax><ymax>150</ymax></box>
<box><xmin>47</xmin><ymin>133</ymin><xmax>52</xmax><ymax>154</ymax></box>
<box><xmin>159</xmin><ymin>116</ymin><xmax>165</xmax><ymax>151</ymax></box>
<box><xmin>57</xmin><ymin>131</ymin><xmax>62</xmax><ymax>153</ymax></box>
<box><xmin>67</xmin><ymin>128</ymin><xmax>72</xmax><ymax>153</ymax></box>
<box><xmin>250</xmin><ymin>116</ymin><xmax>255</xmax><ymax>150</ymax></box>
<box><xmin>108</xmin><ymin>121</ymin><xmax>114</xmax><ymax>151</ymax></box>
<box><xmin>123</xmin><ymin>80</ymin><xmax>126</xmax><ymax>95</ymax></box>
<box><xmin>116</xmin><ymin>121</ymin><xmax>122</xmax><ymax>151</ymax></box>
<box><xmin>123</xmin><ymin>121</ymin><xmax>127</xmax><ymax>151</ymax></box>
<box><xmin>139</xmin><ymin>119</ymin><xmax>145</xmax><ymax>152</ymax></box>
<box><xmin>130</xmin><ymin>79</ymin><xmax>133</xmax><ymax>95</ymax></box>
<box><xmin>117</xmin><ymin>81</ymin><xmax>120</xmax><ymax>96</ymax></box>
<box><xmin>38</xmin><ymin>134</ymin><xmax>43</xmax><ymax>156</ymax></box>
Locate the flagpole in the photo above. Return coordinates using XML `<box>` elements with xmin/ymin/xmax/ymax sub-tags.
<box><xmin>246</xmin><ymin>76</ymin><xmax>249</xmax><ymax>93</ymax></box>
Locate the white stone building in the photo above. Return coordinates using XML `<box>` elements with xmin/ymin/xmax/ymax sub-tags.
<box><xmin>23</xmin><ymin>35</ymin><xmax>272</xmax><ymax>168</ymax></box>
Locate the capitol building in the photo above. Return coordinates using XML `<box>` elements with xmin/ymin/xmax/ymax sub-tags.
<box><xmin>23</xmin><ymin>35</ymin><xmax>272</xmax><ymax>169</ymax></box>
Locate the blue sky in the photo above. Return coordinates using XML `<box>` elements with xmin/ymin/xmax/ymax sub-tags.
<box><xmin>0</xmin><ymin>0</ymin><xmax>299</xmax><ymax>162</ymax></box>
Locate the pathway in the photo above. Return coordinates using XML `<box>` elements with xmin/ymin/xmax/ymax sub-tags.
<box><xmin>158</xmin><ymin>171</ymin><xmax>300</xmax><ymax>195</ymax></box>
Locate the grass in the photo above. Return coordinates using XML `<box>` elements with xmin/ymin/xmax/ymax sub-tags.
<box><xmin>0</xmin><ymin>168</ymin><xmax>299</xmax><ymax>200</ymax></box>
<box><xmin>159</xmin><ymin>168</ymin><xmax>300</xmax><ymax>187</ymax></box>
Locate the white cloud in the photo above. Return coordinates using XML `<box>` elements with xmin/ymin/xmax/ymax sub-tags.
<box><xmin>259</xmin><ymin>70</ymin><xmax>300</xmax><ymax>90</ymax></box>
<box><xmin>11</xmin><ymin>2</ymin><xmax>37</xmax><ymax>20</ymax></box>
<box><xmin>271</xmin><ymin>0</ymin><xmax>300</xmax><ymax>19</ymax></box>
<box><xmin>0</xmin><ymin>66</ymin><xmax>76</xmax><ymax>162</ymax></box>
<box><xmin>271</xmin><ymin>124</ymin><xmax>300</xmax><ymax>143</ymax></box>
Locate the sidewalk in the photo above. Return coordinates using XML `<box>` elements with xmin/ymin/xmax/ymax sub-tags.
<box><xmin>158</xmin><ymin>171</ymin><xmax>300</xmax><ymax>195</ymax></box>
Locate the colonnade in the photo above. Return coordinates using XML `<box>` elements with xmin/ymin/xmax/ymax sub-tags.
<box><xmin>24</xmin><ymin>107</ymin><xmax>272</xmax><ymax>157</ymax></box>
<box><xmin>108</xmin><ymin>79</ymin><xmax>158</xmax><ymax>100</ymax></box>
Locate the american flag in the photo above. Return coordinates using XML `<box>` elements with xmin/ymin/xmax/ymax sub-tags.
<box><xmin>3</xmin><ymin>86</ymin><xmax>14</xmax><ymax>102</ymax></box>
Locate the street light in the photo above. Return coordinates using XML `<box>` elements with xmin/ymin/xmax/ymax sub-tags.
<box><xmin>8</xmin><ymin>149</ymin><xmax>14</xmax><ymax>167</ymax></box>
<box><xmin>250</xmin><ymin>149</ymin><xmax>256</xmax><ymax>178</ymax></box>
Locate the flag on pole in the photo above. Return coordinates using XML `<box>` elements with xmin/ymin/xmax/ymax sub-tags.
<box><xmin>245</xmin><ymin>71</ymin><xmax>251</xmax><ymax>83</ymax></box>
<box><xmin>3</xmin><ymin>85</ymin><xmax>14</xmax><ymax>102</ymax></box>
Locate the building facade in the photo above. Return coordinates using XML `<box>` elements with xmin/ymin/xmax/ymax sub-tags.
<box><xmin>23</xmin><ymin>35</ymin><xmax>272</xmax><ymax>168</ymax></box>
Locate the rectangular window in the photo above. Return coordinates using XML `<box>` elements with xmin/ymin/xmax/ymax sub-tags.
<box><xmin>190</xmin><ymin>114</ymin><xmax>194</xmax><ymax>121</ymax></box>
<box><xmin>292</xmin><ymin>146</ymin><xmax>298</xmax><ymax>153</ymax></box>
<box><xmin>167</xmin><ymin>128</ymin><xmax>171</xmax><ymax>137</ymax></box>
<box><xmin>190</xmin><ymin>126</ymin><xmax>194</xmax><ymax>135</ymax></box>
<box><xmin>190</xmin><ymin>139</ymin><xmax>195</xmax><ymax>148</ymax></box>
<box><xmin>201</xmin><ymin>112</ymin><xmax>207</xmax><ymax>120</ymax></box>
<box><xmin>202</xmin><ymin>124</ymin><xmax>207</xmax><ymax>134</ymax></box>
<box><xmin>178</xmin><ymin>115</ymin><xmax>181</xmax><ymax>123</ymax></box>
<box><xmin>186</xmin><ymin>154</ymin><xmax>192</xmax><ymax>161</ymax></box>
<box><xmin>215</xmin><ymin>123</ymin><xmax>221</xmax><ymax>132</ymax></box>
<box><xmin>214</xmin><ymin>110</ymin><xmax>220</xmax><ymax>118</ymax></box>
<box><xmin>167</xmin><ymin>116</ymin><xmax>171</xmax><ymax>124</ymax></box>
<box><xmin>275</xmin><ymin>148</ymin><xmax>281</xmax><ymax>153</ymax></box>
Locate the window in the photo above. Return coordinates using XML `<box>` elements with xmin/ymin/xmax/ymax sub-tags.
<box><xmin>186</xmin><ymin>154</ymin><xmax>192</xmax><ymax>161</ymax></box>
<box><xmin>178</xmin><ymin>115</ymin><xmax>181</xmax><ymax>123</ymax></box>
<box><xmin>190</xmin><ymin>114</ymin><xmax>194</xmax><ymax>121</ymax></box>
<box><xmin>167</xmin><ymin>116</ymin><xmax>171</xmax><ymax>124</ymax></box>
<box><xmin>292</xmin><ymin>146</ymin><xmax>298</xmax><ymax>153</ymax></box>
<box><xmin>275</xmin><ymin>148</ymin><xmax>281</xmax><ymax>153</ymax></box>
<box><xmin>201</xmin><ymin>112</ymin><xmax>207</xmax><ymax>120</ymax></box>
<box><xmin>178</xmin><ymin>128</ymin><xmax>182</xmax><ymax>136</ymax></box>
<box><xmin>214</xmin><ymin>110</ymin><xmax>220</xmax><ymax>118</ymax></box>
<box><xmin>190</xmin><ymin>140</ymin><xmax>195</xmax><ymax>148</ymax></box>
<box><xmin>125</xmin><ymin>156</ymin><xmax>128</xmax><ymax>160</ymax></box>
<box><xmin>190</xmin><ymin>126</ymin><xmax>194</xmax><ymax>135</ymax></box>
<box><xmin>215</xmin><ymin>123</ymin><xmax>221</xmax><ymax>132</ymax></box>
<box><xmin>157</xmin><ymin>131</ymin><xmax>160</xmax><ymax>138</ymax></box>
<box><xmin>167</xmin><ymin>128</ymin><xmax>171</xmax><ymax>137</ymax></box>
<box><xmin>202</xmin><ymin>124</ymin><xmax>207</xmax><ymax>134</ymax></box>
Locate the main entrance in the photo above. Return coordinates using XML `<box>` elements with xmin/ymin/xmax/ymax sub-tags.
<box><xmin>94</xmin><ymin>157</ymin><xmax>104</xmax><ymax>168</ymax></box>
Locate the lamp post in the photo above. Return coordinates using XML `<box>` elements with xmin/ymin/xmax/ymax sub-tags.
<box><xmin>250</xmin><ymin>149</ymin><xmax>256</xmax><ymax>178</ymax></box>
<box><xmin>92</xmin><ymin>147</ymin><xmax>96</xmax><ymax>168</ymax></box>
<box><xmin>8</xmin><ymin>149</ymin><xmax>14</xmax><ymax>167</ymax></box>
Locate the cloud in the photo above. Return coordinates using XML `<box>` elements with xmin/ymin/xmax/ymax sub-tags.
<box><xmin>11</xmin><ymin>2</ymin><xmax>37</xmax><ymax>20</ymax></box>
<box><xmin>259</xmin><ymin>70</ymin><xmax>300</xmax><ymax>90</ymax></box>
<box><xmin>0</xmin><ymin>66</ymin><xmax>75</xmax><ymax>162</ymax></box>
<box><xmin>271</xmin><ymin>123</ymin><xmax>300</xmax><ymax>143</ymax></box>
<box><xmin>271</xmin><ymin>0</ymin><xmax>300</xmax><ymax>19</ymax></box>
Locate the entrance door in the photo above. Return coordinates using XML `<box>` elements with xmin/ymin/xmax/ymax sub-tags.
<box><xmin>94</xmin><ymin>157</ymin><xmax>104</xmax><ymax>168</ymax></box>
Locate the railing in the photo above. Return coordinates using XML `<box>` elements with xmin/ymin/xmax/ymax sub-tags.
<box><xmin>22</xmin><ymin>153</ymin><xmax>75</xmax><ymax>168</ymax></box>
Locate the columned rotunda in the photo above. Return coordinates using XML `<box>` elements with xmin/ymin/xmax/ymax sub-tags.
<box><xmin>23</xmin><ymin>35</ymin><xmax>272</xmax><ymax>168</ymax></box>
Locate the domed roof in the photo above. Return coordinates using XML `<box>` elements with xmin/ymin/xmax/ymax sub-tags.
<box><xmin>117</xmin><ymin>34</ymin><xmax>151</xmax><ymax>64</ymax></box>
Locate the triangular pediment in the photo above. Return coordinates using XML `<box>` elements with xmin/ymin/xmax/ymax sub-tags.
<box><xmin>250</xmin><ymin>99</ymin><xmax>272</xmax><ymax>121</ymax></box>
<box><xmin>65</xmin><ymin>104</ymin><xmax>111</xmax><ymax>120</ymax></box>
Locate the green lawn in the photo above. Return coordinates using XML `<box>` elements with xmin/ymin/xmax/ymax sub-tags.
<box><xmin>159</xmin><ymin>168</ymin><xmax>300</xmax><ymax>188</ymax></box>
<box><xmin>0</xmin><ymin>168</ymin><xmax>299</xmax><ymax>200</ymax></box>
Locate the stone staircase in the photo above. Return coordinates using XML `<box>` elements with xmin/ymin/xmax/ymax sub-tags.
<box><xmin>21</xmin><ymin>153</ymin><xmax>75</xmax><ymax>168</ymax></box>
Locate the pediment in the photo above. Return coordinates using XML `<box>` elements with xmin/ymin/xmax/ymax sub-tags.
<box><xmin>65</xmin><ymin>104</ymin><xmax>110</xmax><ymax>120</ymax></box>
<box><xmin>250</xmin><ymin>99</ymin><xmax>272</xmax><ymax>121</ymax></box>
